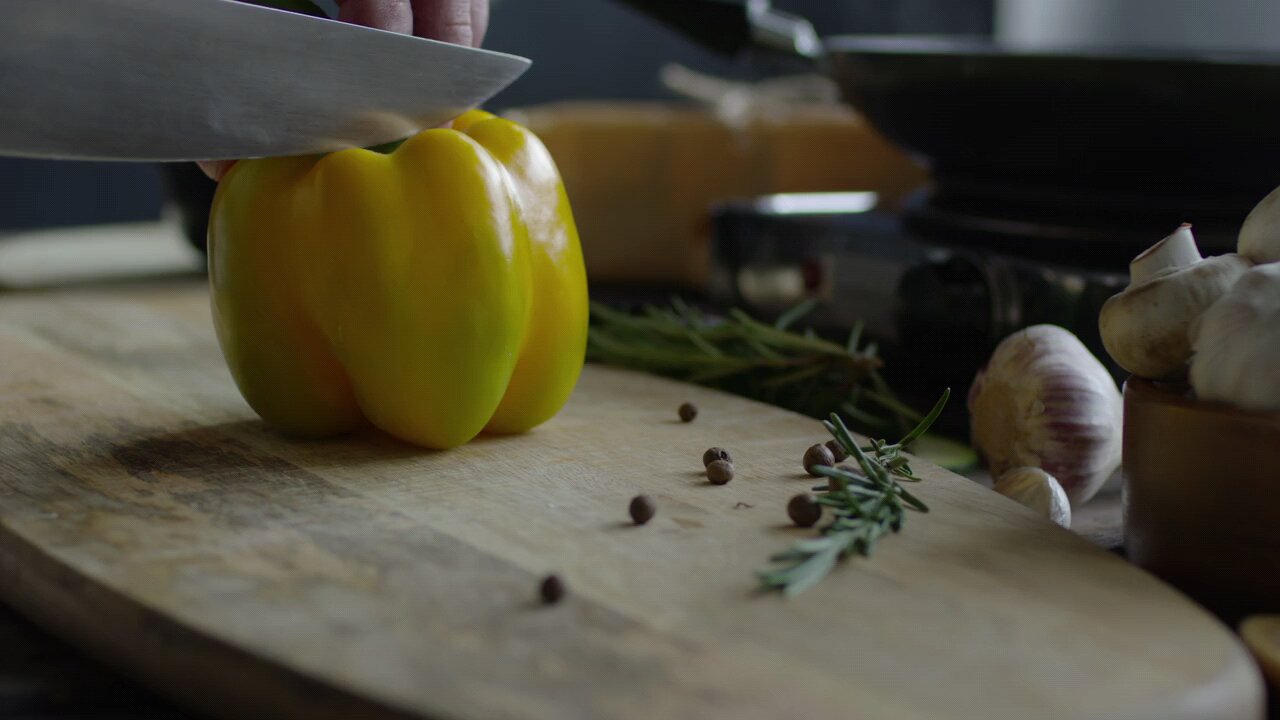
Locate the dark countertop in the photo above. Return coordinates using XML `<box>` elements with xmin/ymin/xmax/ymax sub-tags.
<box><xmin>0</xmin><ymin>601</ymin><xmax>179</xmax><ymax>719</ymax></box>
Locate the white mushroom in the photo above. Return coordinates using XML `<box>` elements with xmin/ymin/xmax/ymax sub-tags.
<box><xmin>1237</xmin><ymin>185</ymin><xmax>1280</xmax><ymax>265</ymax></box>
<box><xmin>1098</xmin><ymin>224</ymin><xmax>1252</xmax><ymax>380</ymax></box>
<box><xmin>1188</xmin><ymin>263</ymin><xmax>1280</xmax><ymax>411</ymax></box>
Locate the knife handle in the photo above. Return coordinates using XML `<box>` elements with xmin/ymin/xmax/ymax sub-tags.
<box><xmin>614</xmin><ymin>0</ymin><xmax>822</xmax><ymax>61</ymax></box>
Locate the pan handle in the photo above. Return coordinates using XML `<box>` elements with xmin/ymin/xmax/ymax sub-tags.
<box><xmin>614</xmin><ymin>0</ymin><xmax>822</xmax><ymax>61</ymax></box>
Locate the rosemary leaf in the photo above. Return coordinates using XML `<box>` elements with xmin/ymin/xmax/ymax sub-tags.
<box><xmin>846</xmin><ymin>319</ymin><xmax>865</xmax><ymax>353</ymax></box>
<box><xmin>773</xmin><ymin>297</ymin><xmax>821</xmax><ymax>331</ymax></box>
<box><xmin>896</xmin><ymin>387</ymin><xmax>952</xmax><ymax>449</ymax></box>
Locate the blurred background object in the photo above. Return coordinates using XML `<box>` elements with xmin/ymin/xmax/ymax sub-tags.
<box><xmin>0</xmin><ymin>159</ymin><xmax>165</xmax><ymax>230</ymax></box>
<box><xmin>505</xmin><ymin>75</ymin><xmax>928</xmax><ymax>286</ymax></box>
<box><xmin>994</xmin><ymin>0</ymin><xmax>1280</xmax><ymax>53</ymax></box>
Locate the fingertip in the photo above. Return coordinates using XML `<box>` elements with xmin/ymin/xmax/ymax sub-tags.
<box><xmin>196</xmin><ymin>160</ymin><xmax>237</xmax><ymax>182</ymax></box>
<box><xmin>336</xmin><ymin>0</ymin><xmax>412</xmax><ymax>34</ymax></box>
<box><xmin>411</xmin><ymin>0</ymin><xmax>474</xmax><ymax>47</ymax></box>
<box><xmin>471</xmin><ymin>0</ymin><xmax>488</xmax><ymax>47</ymax></box>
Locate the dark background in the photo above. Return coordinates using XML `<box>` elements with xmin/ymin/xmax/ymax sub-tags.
<box><xmin>0</xmin><ymin>0</ymin><xmax>992</xmax><ymax>232</ymax></box>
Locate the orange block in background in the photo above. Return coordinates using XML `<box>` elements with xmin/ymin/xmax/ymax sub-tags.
<box><xmin>502</xmin><ymin>101</ymin><xmax>928</xmax><ymax>288</ymax></box>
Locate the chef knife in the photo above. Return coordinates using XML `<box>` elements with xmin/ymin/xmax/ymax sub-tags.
<box><xmin>0</xmin><ymin>0</ymin><xmax>531</xmax><ymax>162</ymax></box>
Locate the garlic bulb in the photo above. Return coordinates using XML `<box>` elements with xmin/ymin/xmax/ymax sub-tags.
<box><xmin>993</xmin><ymin>467</ymin><xmax>1071</xmax><ymax>529</ymax></box>
<box><xmin>1099</xmin><ymin>224</ymin><xmax>1252</xmax><ymax>380</ymax></box>
<box><xmin>1188</xmin><ymin>263</ymin><xmax>1280</xmax><ymax>411</ymax></box>
<box><xmin>1238</xmin><ymin>185</ymin><xmax>1280</xmax><ymax>264</ymax></box>
<box><xmin>968</xmin><ymin>325</ymin><xmax>1123</xmax><ymax>506</ymax></box>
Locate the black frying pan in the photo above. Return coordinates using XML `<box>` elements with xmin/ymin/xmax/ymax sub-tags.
<box><xmin>618</xmin><ymin>0</ymin><xmax>1280</xmax><ymax>253</ymax></box>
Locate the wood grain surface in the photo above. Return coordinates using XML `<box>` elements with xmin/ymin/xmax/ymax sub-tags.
<box><xmin>0</xmin><ymin>282</ymin><xmax>1264</xmax><ymax>720</ymax></box>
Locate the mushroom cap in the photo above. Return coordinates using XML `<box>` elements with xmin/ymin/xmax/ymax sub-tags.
<box><xmin>1189</xmin><ymin>263</ymin><xmax>1280</xmax><ymax>411</ymax></box>
<box><xmin>1099</xmin><ymin>253</ymin><xmax>1251</xmax><ymax>379</ymax></box>
<box><xmin>1239</xmin><ymin>185</ymin><xmax>1280</xmax><ymax>265</ymax></box>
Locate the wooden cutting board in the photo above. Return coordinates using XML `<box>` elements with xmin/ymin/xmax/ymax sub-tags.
<box><xmin>0</xmin><ymin>282</ymin><xmax>1263</xmax><ymax>720</ymax></box>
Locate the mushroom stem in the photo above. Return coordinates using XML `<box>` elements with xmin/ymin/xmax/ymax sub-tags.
<box><xmin>1130</xmin><ymin>223</ymin><xmax>1201</xmax><ymax>286</ymax></box>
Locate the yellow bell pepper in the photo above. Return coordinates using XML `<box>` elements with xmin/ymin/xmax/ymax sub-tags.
<box><xmin>207</xmin><ymin>110</ymin><xmax>588</xmax><ymax>449</ymax></box>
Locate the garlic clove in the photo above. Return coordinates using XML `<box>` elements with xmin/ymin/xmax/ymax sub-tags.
<box><xmin>1238</xmin><ymin>185</ymin><xmax>1280</xmax><ymax>265</ymax></box>
<box><xmin>993</xmin><ymin>467</ymin><xmax>1072</xmax><ymax>529</ymax></box>
<box><xmin>1099</xmin><ymin>225</ymin><xmax>1252</xmax><ymax>380</ymax></box>
<box><xmin>1188</xmin><ymin>263</ymin><xmax>1280</xmax><ymax>411</ymax></box>
<box><xmin>968</xmin><ymin>324</ymin><xmax>1122</xmax><ymax>506</ymax></box>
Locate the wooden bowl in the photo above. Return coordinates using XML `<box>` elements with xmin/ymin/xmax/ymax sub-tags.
<box><xmin>1123</xmin><ymin>378</ymin><xmax>1280</xmax><ymax>616</ymax></box>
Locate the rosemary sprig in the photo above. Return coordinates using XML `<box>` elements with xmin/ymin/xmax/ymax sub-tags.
<box><xmin>588</xmin><ymin>299</ymin><xmax>921</xmax><ymax>435</ymax></box>
<box><xmin>757</xmin><ymin>388</ymin><xmax>951</xmax><ymax>596</ymax></box>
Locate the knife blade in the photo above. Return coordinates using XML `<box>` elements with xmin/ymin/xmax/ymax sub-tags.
<box><xmin>0</xmin><ymin>0</ymin><xmax>531</xmax><ymax>161</ymax></box>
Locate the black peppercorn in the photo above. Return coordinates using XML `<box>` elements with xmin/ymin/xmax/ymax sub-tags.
<box><xmin>629</xmin><ymin>495</ymin><xmax>656</xmax><ymax>525</ymax></box>
<box><xmin>539</xmin><ymin>574</ymin><xmax>565</xmax><ymax>605</ymax></box>
<box><xmin>702</xmin><ymin>447</ymin><xmax>732</xmax><ymax>467</ymax></box>
<box><xmin>706</xmin><ymin>459</ymin><xmax>734</xmax><ymax>485</ymax></box>
<box><xmin>678</xmin><ymin>402</ymin><xmax>698</xmax><ymax>422</ymax></box>
<box><xmin>787</xmin><ymin>493</ymin><xmax>822</xmax><ymax>527</ymax></box>
<box><xmin>825</xmin><ymin>439</ymin><xmax>849</xmax><ymax>463</ymax></box>
<box><xmin>803</xmin><ymin>443</ymin><xmax>835</xmax><ymax>477</ymax></box>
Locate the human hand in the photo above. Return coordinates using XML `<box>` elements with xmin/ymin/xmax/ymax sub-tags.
<box><xmin>197</xmin><ymin>0</ymin><xmax>490</xmax><ymax>181</ymax></box>
<box><xmin>337</xmin><ymin>0</ymin><xmax>488</xmax><ymax>48</ymax></box>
